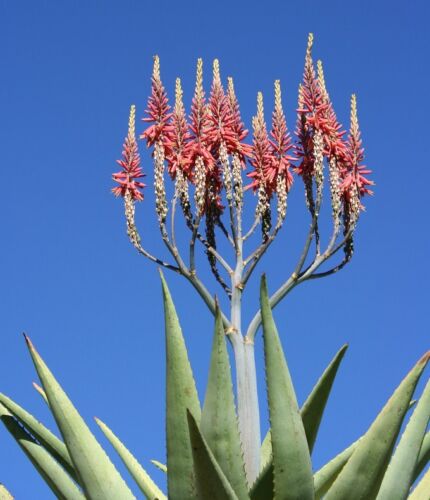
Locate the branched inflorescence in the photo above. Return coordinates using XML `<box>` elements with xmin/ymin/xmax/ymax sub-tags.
<box><xmin>112</xmin><ymin>36</ymin><xmax>374</xmax><ymax>332</ymax></box>
<box><xmin>112</xmin><ymin>35</ymin><xmax>374</xmax><ymax>483</ymax></box>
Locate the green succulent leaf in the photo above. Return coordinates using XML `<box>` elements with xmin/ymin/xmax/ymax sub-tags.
<box><xmin>301</xmin><ymin>344</ymin><xmax>348</xmax><ymax>453</ymax></box>
<box><xmin>187</xmin><ymin>411</ymin><xmax>239</xmax><ymax>500</ymax></box>
<box><xmin>314</xmin><ymin>438</ymin><xmax>359</xmax><ymax>499</ymax></box>
<box><xmin>0</xmin><ymin>484</ymin><xmax>14</xmax><ymax>500</ymax></box>
<box><xmin>259</xmin><ymin>343</ymin><xmax>348</xmax><ymax>475</ymax></box>
<box><xmin>0</xmin><ymin>393</ymin><xmax>77</xmax><ymax>482</ymax></box>
<box><xmin>160</xmin><ymin>272</ymin><xmax>201</xmax><ymax>500</ymax></box>
<box><xmin>408</xmin><ymin>466</ymin><xmax>430</xmax><ymax>500</ymax></box>
<box><xmin>200</xmin><ymin>304</ymin><xmax>249</xmax><ymax>499</ymax></box>
<box><xmin>24</xmin><ymin>335</ymin><xmax>135</xmax><ymax>500</ymax></box>
<box><xmin>0</xmin><ymin>402</ymin><xmax>84</xmax><ymax>500</ymax></box>
<box><xmin>95</xmin><ymin>418</ymin><xmax>166</xmax><ymax>500</ymax></box>
<box><xmin>325</xmin><ymin>352</ymin><xmax>430</xmax><ymax>500</ymax></box>
<box><xmin>249</xmin><ymin>461</ymin><xmax>273</xmax><ymax>500</ymax></box>
<box><xmin>413</xmin><ymin>432</ymin><xmax>430</xmax><ymax>485</ymax></box>
<box><xmin>377</xmin><ymin>377</ymin><xmax>430</xmax><ymax>500</ymax></box>
<box><xmin>151</xmin><ymin>460</ymin><xmax>167</xmax><ymax>474</ymax></box>
<box><xmin>260</xmin><ymin>275</ymin><xmax>314</xmax><ymax>500</ymax></box>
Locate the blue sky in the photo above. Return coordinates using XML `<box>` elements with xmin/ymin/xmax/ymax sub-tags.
<box><xmin>1</xmin><ymin>0</ymin><xmax>429</xmax><ymax>497</ymax></box>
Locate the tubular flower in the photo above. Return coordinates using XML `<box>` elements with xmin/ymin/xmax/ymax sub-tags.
<box><xmin>341</xmin><ymin>94</ymin><xmax>374</xmax><ymax>213</ymax></box>
<box><xmin>141</xmin><ymin>56</ymin><xmax>172</xmax><ymax>148</ymax></box>
<box><xmin>112</xmin><ymin>105</ymin><xmax>146</xmax><ymax>201</ymax></box>
<box><xmin>247</xmin><ymin>92</ymin><xmax>272</xmax><ymax>194</ymax></box>
<box><xmin>164</xmin><ymin>78</ymin><xmax>191</xmax><ymax>179</ymax></box>
<box><xmin>227</xmin><ymin>77</ymin><xmax>253</xmax><ymax>163</ymax></box>
<box><xmin>267</xmin><ymin>80</ymin><xmax>295</xmax><ymax>196</ymax></box>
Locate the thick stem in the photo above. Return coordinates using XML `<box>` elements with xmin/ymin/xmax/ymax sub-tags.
<box><xmin>229</xmin><ymin>239</ymin><xmax>261</xmax><ymax>485</ymax></box>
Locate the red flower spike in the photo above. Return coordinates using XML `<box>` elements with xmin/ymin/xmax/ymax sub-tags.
<box><xmin>267</xmin><ymin>80</ymin><xmax>295</xmax><ymax>195</ymax></box>
<box><xmin>141</xmin><ymin>56</ymin><xmax>172</xmax><ymax>148</ymax></box>
<box><xmin>341</xmin><ymin>94</ymin><xmax>374</xmax><ymax>207</ymax></box>
<box><xmin>186</xmin><ymin>58</ymin><xmax>213</xmax><ymax>168</ymax></box>
<box><xmin>295</xmin><ymin>34</ymin><xmax>331</xmax><ymax>178</ymax></box>
<box><xmin>164</xmin><ymin>78</ymin><xmax>191</xmax><ymax>179</ymax></box>
<box><xmin>316</xmin><ymin>60</ymin><xmax>348</xmax><ymax>162</ymax></box>
<box><xmin>247</xmin><ymin>92</ymin><xmax>273</xmax><ymax>194</ymax></box>
<box><xmin>227</xmin><ymin>77</ymin><xmax>253</xmax><ymax>163</ymax></box>
<box><xmin>112</xmin><ymin>105</ymin><xmax>146</xmax><ymax>201</ymax></box>
<box><xmin>206</xmin><ymin>60</ymin><xmax>237</xmax><ymax>156</ymax></box>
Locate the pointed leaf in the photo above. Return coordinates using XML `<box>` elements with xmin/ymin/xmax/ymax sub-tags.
<box><xmin>25</xmin><ymin>336</ymin><xmax>135</xmax><ymax>500</ymax></box>
<box><xmin>151</xmin><ymin>460</ymin><xmax>167</xmax><ymax>473</ymax></box>
<box><xmin>314</xmin><ymin>438</ymin><xmax>359</xmax><ymax>499</ymax></box>
<box><xmin>187</xmin><ymin>411</ymin><xmax>239</xmax><ymax>500</ymax></box>
<box><xmin>249</xmin><ymin>461</ymin><xmax>273</xmax><ymax>500</ymax></box>
<box><xmin>201</xmin><ymin>305</ymin><xmax>249</xmax><ymax>498</ymax></box>
<box><xmin>301</xmin><ymin>344</ymin><xmax>348</xmax><ymax>453</ymax></box>
<box><xmin>0</xmin><ymin>393</ymin><xmax>77</xmax><ymax>482</ymax></box>
<box><xmin>95</xmin><ymin>418</ymin><xmax>166</xmax><ymax>500</ymax></box>
<box><xmin>0</xmin><ymin>403</ymin><xmax>84</xmax><ymax>500</ymax></box>
<box><xmin>325</xmin><ymin>352</ymin><xmax>430</xmax><ymax>500</ymax></box>
<box><xmin>260</xmin><ymin>431</ymin><xmax>272</xmax><ymax>471</ymax></box>
<box><xmin>408</xmin><ymin>466</ymin><xmax>430</xmax><ymax>500</ymax></box>
<box><xmin>33</xmin><ymin>382</ymin><xmax>49</xmax><ymax>405</ymax></box>
<box><xmin>160</xmin><ymin>273</ymin><xmax>201</xmax><ymax>500</ymax></box>
<box><xmin>413</xmin><ymin>432</ymin><xmax>430</xmax><ymax>485</ymax></box>
<box><xmin>377</xmin><ymin>377</ymin><xmax>430</xmax><ymax>499</ymax></box>
<box><xmin>259</xmin><ymin>343</ymin><xmax>348</xmax><ymax>478</ymax></box>
<box><xmin>260</xmin><ymin>275</ymin><xmax>314</xmax><ymax>500</ymax></box>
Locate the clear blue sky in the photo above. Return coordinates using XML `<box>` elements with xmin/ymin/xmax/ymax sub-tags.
<box><xmin>1</xmin><ymin>0</ymin><xmax>429</xmax><ymax>497</ymax></box>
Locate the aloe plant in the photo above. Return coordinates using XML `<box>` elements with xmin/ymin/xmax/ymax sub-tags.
<box><xmin>0</xmin><ymin>276</ymin><xmax>428</xmax><ymax>499</ymax></box>
<box><xmin>2</xmin><ymin>34</ymin><xmax>429</xmax><ymax>499</ymax></box>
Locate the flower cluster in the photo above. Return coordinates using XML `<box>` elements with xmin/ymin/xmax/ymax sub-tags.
<box><xmin>112</xmin><ymin>105</ymin><xmax>145</xmax><ymax>201</ymax></box>
<box><xmin>112</xmin><ymin>41</ymin><xmax>373</xmax><ymax>227</ymax></box>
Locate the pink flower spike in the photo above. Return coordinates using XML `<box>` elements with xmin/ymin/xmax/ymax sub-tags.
<box><xmin>141</xmin><ymin>56</ymin><xmax>172</xmax><ymax>147</ymax></box>
<box><xmin>112</xmin><ymin>105</ymin><xmax>146</xmax><ymax>201</ymax></box>
<box><xmin>341</xmin><ymin>94</ymin><xmax>374</xmax><ymax>204</ymax></box>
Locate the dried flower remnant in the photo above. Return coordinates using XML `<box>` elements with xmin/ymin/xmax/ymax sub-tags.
<box><xmin>112</xmin><ymin>105</ymin><xmax>146</xmax><ymax>201</ymax></box>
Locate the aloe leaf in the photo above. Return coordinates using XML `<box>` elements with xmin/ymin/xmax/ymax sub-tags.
<box><xmin>301</xmin><ymin>344</ymin><xmax>348</xmax><ymax>453</ymax></box>
<box><xmin>33</xmin><ymin>382</ymin><xmax>49</xmax><ymax>405</ymax></box>
<box><xmin>249</xmin><ymin>461</ymin><xmax>273</xmax><ymax>500</ymax></box>
<box><xmin>95</xmin><ymin>418</ymin><xmax>166</xmax><ymax>500</ymax></box>
<box><xmin>314</xmin><ymin>438</ymin><xmax>359</xmax><ymax>499</ymax></box>
<box><xmin>0</xmin><ymin>393</ymin><xmax>77</xmax><ymax>482</ymax></box>
<box><xmin>260</xmin><ymin>275</ymin><xmax>314</xmax><ymax>500</ymax></box>
<box><xmin>408</xmin><ymin>466</ymin><xmax>430</xmax><ymax>500</ymax></box>
<box><xmin>0</xmin><ymin>484</ymin><xmax>14</xmax><ymax>500</ymax></box>
<box><xmin>260</xmin><ymin>431</ymin><xmax>272</xmax><ymax>470</ymax></box>
<box><xmin>377</xmin><ymin>377</ymin><xmax>430</xmax><ymax>500</ymax></box>
<box><xmin>151</xmin><ymin>460</ymin><xmax>167</xmax><ymax>473</ymax></box>
<box><xmin>413</xmin><ymin>432</ymin><xmax>430</xmax><ymax>484</ymax></box>
<box><xmin>325</xmin><ymin>351</ymin><xmax>430</xmax><ymax>500</ymax></box>
<box><xmin>0</xmin><ymin>403</ymin><xmax>84</xmax><ymax>500</ymax></box>
<box><xmin>410</xmin><ymin>467</ymin><xmax>430</xmax><ymax>500</ymax></box>
<box><xmin>160</xmin><ymin>272</ymin><xmax>201</xmax><ymax>500</ymax></box>
<box><xmin>259</xmin><ymin>343</ymin><xmax>348</xmax><ymax>472</ymax></box>
<box><xmin>24</xmin><ymin>335</ymin><xmax>135</xmax><ymax>500</ymax></box>
<box><xmin>200</xmin><ymin>304</ymin><xmax>249</xmax><ymax>498</ymax></box>
<box><xmin>187</xmin><ymin>411</ymin><xmax>239</xmax><ymax>500</ymax></box>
